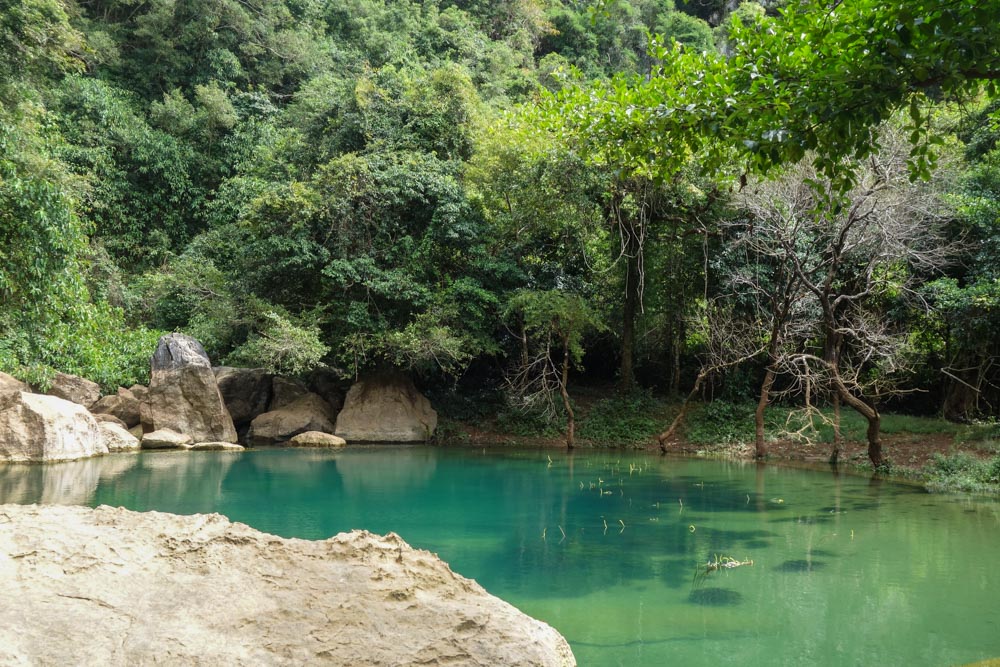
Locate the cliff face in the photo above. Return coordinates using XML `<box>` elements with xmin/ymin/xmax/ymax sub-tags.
<box><xmin>0</xmin><ymin>504</ymin><xmax>576</xmax><ymax>666</ymax></box>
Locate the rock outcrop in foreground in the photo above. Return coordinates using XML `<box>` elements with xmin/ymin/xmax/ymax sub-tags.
<box><xmin>0</xmin><ymin>504</ymin><xmax>575</xmax><ymax>667</ymax></box>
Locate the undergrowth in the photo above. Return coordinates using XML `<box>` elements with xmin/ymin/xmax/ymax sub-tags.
<box><xmin>577</xmin><ymin>390</ymin><xmax>665</xmax><ymax>446</ymax></box>
<box><xmin>924</xmin><ymin>452</ymin><xmax>1000</xmax><ymax>494</ymax></box>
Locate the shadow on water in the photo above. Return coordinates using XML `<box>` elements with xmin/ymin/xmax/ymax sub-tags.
<box><xmin>687</xmin><ymin>587</ymin><xmax>744</xmax><ymax>606</ymax></box>
<box><xmin>774</xmin><ymin>559</ymin><xmax>826</xmax><ymax>573</ymax></box>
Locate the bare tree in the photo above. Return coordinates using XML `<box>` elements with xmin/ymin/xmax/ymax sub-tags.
<box><xmin>734</xmin><ymin>125</ymin><xmax>956</xmax><ymax>468</ymax></box>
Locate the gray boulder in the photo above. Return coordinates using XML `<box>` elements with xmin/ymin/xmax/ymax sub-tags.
<box><xmin>90</xmin><ymin>387</ymin><xmax>141</xmax><ymax>428</ymax></box>
<box><xmin>248</xmin><ymin>393</ymin><xmax>337</xmax><ymax>446</ymax></box>
<box><xmin>335</xmin><ymin>372</ymin><xmax>437</xmax><ymax>442</ymax></box>
<box><xmin>99</xmin><ymin>422</ymin><xmax>141</xmax><ymax>452</ymax></box>
<box><xmin>0</xmin><ymin>392</ymin><xmax>108</xmax><ymax>462</ymax></box>
<box><xmin>46</xmin><ymin>372</ymin><xmax>102</xmax><ymax>409</ymax></box>
<box><xmin>141</xmin><ymin>428</ymin><xmax>193</xmax><ymax>450</ymax></box>
<box><xmin>213</xmin><ymin>367</ymin><xmax>273</xmax><ymax>429</ymax></box>
<box><xmin>140</xmin><ymin>334</ymin><xmax>237</xmax><ymax>443</ymax></box>
<box><xmin>269</xmin><ymin>376</ymin><xmax>309</xmax><ymax>410</ymax></box>
<box><xmin>128</xmin><ymin>384</ymin><xmax>149</xmax><ymax>402</ymax></box>
<box><xmin>306</xmin><ymin>366</ymin><xmax>344</xmax><ymax>412</ymax></box>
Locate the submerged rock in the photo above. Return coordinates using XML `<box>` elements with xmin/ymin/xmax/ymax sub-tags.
<box><xmin>0</xmin><ymin>392</ymin><xmax>107</xmax><ymax>462</ymax></box>
<box><xmin>687</xmin><ymin>587</ymin><xmax>744</xmax><ymax>607</ymax></box>
<box><xmin>335</xmin><ymin>371</ymin><xmax>437</xmax><ymax>442</ymax></box>
<box><xmin>774</xmin><ymin>559</ymin><xmax>825</xmax><ymax>573</ymax></box>
<box><xmin>0</xmin><ymin>504</ymin><xmax>576</xmax><ymax>667</ymax></box>
<box><xmin>141</xmin><ymin>334</ymin><xmax>237</xmax><ymax>444</ymax></box>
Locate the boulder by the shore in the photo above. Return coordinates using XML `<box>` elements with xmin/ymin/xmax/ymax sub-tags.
<box><xmin>45</xmin><ymin>372</ymin><xmax>102</xmax><ymax>409</ymax></box>
<box><xmin>0</xmin><ymin>392</ymin><xmax>107</xmax><ymax>462</ymax></box>
<box><xmin>141</xmin><ymin>334</ymin><xmax>237</xmax><ymax>444</ymax></box>
<box><xmin>289</xmin><ymin>430</ymin><xmax>346</xmax><ymax>447</ymax></box>
<box><xmin>141</xmin><ymin>428</ymin><xmax>193</xmax><ymax>450</ymax></box>
<box><xmin>90</xmin><ymin>387</ymin><xmax>141</xmax><ymax>428</ymax></box>
<box><xmin>0</xmin><ymin>504</ymin><xmax>576</xmax><ymax>667</ymax></box>
<box><xmin>335</xmin><ymin>371</ymin><xmax>438</xmax><ymax>442</ymax></box>
<box><xmin>248</xmin><ymin>392</ymin><xmax>338</xmax><ymax>446</ymax></box>
<box><xmin>0</xmin><ymin>372</ymin><xmax>30</xmax><ymax>394</ymax></box>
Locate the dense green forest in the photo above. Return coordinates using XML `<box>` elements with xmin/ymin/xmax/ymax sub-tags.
<box><xmin>2</xmin><ymin>0</ymin><xmax>999</xmax><ymax>468</ymax></box>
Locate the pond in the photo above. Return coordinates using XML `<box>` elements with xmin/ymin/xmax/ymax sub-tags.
<box><xmin>1</xmin><ymin>446</ymin><xmax>998</xmax><ymax>667</ymax></box>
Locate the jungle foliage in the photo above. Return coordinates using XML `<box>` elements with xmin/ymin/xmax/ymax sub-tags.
<box><xmin>1</xmin><ymin>0</ymin><xmax>999</xmax><ymax>452</ymax></box>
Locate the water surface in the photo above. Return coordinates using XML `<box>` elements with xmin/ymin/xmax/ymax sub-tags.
<box><xmin>2</xmin><ymin>447</ymin><xmax>998</xmax><ymax>667</ymax></box>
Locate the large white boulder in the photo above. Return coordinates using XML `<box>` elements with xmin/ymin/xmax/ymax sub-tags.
<box><xmin>140</xmin><ymin>334</ymin><xmax>237</xmax><ymax>443</ymax></box>
<box><xmin>335</xmin><ymin>372</ymin><xmax>437</xmax><ymax>442</ymax></box>
<box><xmin>0</xmin><ymin>392</ymin><xmax>108</xmax><ymax>462</ymax></box>
<box><xmin>0</xmin><ymin>504</ymin><xmax>576</xmax><ymax>667</ymax></box>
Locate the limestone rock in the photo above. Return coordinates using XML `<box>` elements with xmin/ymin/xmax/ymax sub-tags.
<box><xmin>306</xmin><ymin>365</ymin><xmax>344</xmax><ymax>411</ymax></box>
<box><xmin>289</xmin><ymin>431</ymin><xmax>347</xmax><ymax>447</ymax></box>
<box><xmin>269</xmin><ymin>376</ymin><xmax>309</xmax><ymax>410</ymax></box>
<box><xmin>128</xmin><ymin>384</ymin><xmax>149</xmax><ymax>402</ymax></box>
<box><xmin>90</xmin><ymin>389</ymin><xmax>140</xmax><ymax>428</ymax></box>
<box><xmin>46</xmin><ymin>372</ymin><xmax>102</xmax><ymax>409</ymax></box>
<box><xmin>99</xmin><ymin>422</ymin><xmax>141</xmax><ymax>452</ymax></box>
<box><xmin>0</xmin><ymin>372</ymin><xmax>29</xmax><ymax>394</ymax></box>
<box><xmin>0</xmin><ymin>392</ymin><xmax>108</xmax><ymax>462</ymax></box>
<box><xmin>128</xmin><ymin>424</ymin><xmax>144</xmax><ymax>440</ymax></box>
<box><xmin>335</xmin><ymin>372</ymin><xmax>437</xmax><ymax>442</ymax></box>
<box><xmin>141</xmin><ymin>334</ymin><xmax>237</xmax><ymax>443</ymax></box>
<box><xmin>213</xmin><ymin>367</ymin><xmax>273</xmax><ymax>430</ymax></box>
<box><xmin>189</xmin><ymin>442</ymin><xmax>245</xmax><ymax>452</ymax></box>
<box><xmin>0</xmin><ymin>504</ymin><xmax>576</xmax><ymax>666</ymax></box>
<box><xmin>92</xmin><ymin>412</ymin><xmax>127</xmax><ymax>429</ymax></box>
<box><xmin>141</xmin><ymin>429</ymin><xmax>193</xmax><ymax>450</ymax></box>
<box><xmin>248</xmin><ymin>393</ymin><xmax>337</xmax><ymax>446</ymax></box>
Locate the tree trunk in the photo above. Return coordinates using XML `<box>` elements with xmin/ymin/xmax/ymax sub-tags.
<box><xmin>829</xmin><ymin>392</ymin><xmax>842</xmax><ymax>465</ymax></box>
<box><xmin>670</xmin><ymin>319</ymin><xmax>683</xmax><ymax>395</ymax></box>
<box><xmin>619</xmin><ymin>224</ymin><xmax>640</xmax><ymax>392</ymax></box>
<box><xmin>830</xmin><ymin>371</ymin><xmax>885</xmax><ymax>469</ymax></box>
<box><xmin>754</xmin><ymin>367</ymin><xmax>775</xmax><ymax>460</ymax></box>
<box><xmin>559</xmin><ymin>335</ymin><xmax>575</xmax><ymax>449</ymax></box>
<box><xmin>658</xmin><ymin>369</ymin><xmax>708</xmax><ymax>452</ymax></box>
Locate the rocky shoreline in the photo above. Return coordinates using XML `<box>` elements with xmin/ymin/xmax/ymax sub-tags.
<box><xmin>0</xmin><ymin>504</ymin><xmax>575</xmax><ymax>666</ymax></box>
<box><xmin>0</xmin><ymin>333</ymin><xmax>439</xmax><ymax>463</ymax></box>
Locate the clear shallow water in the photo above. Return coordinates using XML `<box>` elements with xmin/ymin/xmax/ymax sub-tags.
<box><xmin>1</xmin><ymin>447</ymin><xmax>999</xmax><ymax>667</ymax></box>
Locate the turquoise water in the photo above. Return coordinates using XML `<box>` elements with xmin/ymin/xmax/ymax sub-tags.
<box><xmin>1</xmin><ymin>446</ymin><xmax>999</xmax><ymax>666</ymax></box>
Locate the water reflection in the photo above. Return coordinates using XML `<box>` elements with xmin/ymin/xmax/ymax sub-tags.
<box><xmin>0</xmin><ymin>454</ymin><xmax>139</xmax><ymax>505</ymax></box>
<box><xmin>92</xmin><ymin>451</ymin><xmax>238</xmax><ymax>511</ymax></box>
<box><xmin>335</xmin><ymin>447</ymin><xmax>437</xmax><ymax>495</ymax></box>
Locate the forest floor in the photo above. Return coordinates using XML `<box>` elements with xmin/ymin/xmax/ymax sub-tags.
<box><xmin>434</xmin><ymin>384</ymin><xmax>1000</xmax><ymax>492</ymax></box>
